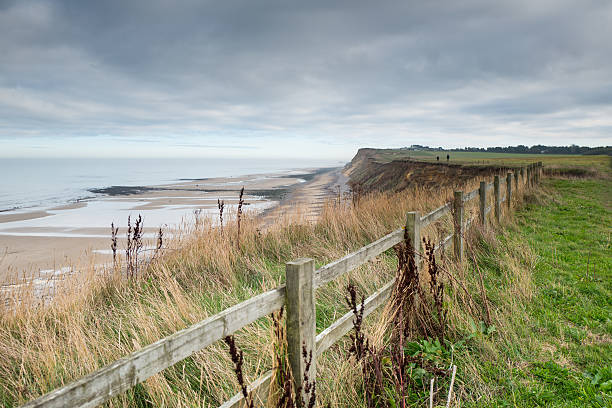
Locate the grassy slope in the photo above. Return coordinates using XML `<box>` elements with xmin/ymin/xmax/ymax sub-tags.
<box><xmin>0</xmin><ymin>183</ymin><xmax>460</xmax><ymax>407</ymax></box>
<box><xmin>467</xmin><ymin>177</ymin><xmax>611</xmax><ymax>407</ymax></box>
<box><xmin>317</xmin><ymin>175</ymin><xmax>611</xmax><ymax>407</ymax></box>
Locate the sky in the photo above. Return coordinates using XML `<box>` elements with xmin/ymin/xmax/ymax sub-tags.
<box><xmin>1</xmin><ymin>0</ymin><xmax>611</xmax><ymax>160</ymax></box>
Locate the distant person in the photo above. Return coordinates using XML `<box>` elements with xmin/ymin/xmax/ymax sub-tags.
<box><xmin>447</xmin><ymin>154</ymin><xmax>450</xmax><ymax>162</ymax></box>
<box><xmin>436</xmin><ymin>156</ymin><xmax>439</xmax><ymax>161</ymax></box>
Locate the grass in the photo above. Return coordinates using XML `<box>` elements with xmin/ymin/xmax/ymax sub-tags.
<box><xmin>0</xmin><ymin>176</ymin><xmax>467</xmax><ymax>406</ymax></box>
<box><xmin>1</xmin><ymin>159</ymin><xmax>609</xmax><ymax>407</ymax></box>
<box><xmin>315</xmin><ymin>172</ymin><xmax>611</xmax><ymax>407</ymax></box>
<box><xmin>358</xmin><ymin>148</ymin><xmax>611</xmax><ymax>172</ymax></box>
<box><xmin>453</xmin><ymin>176</ymin><xmax>611</xmax><ymax>407</ymax></box>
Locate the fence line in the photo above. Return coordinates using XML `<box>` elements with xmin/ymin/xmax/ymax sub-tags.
<box><xmin>21</xmin><ymin>162</ymin><xmax>543</xmax><ymax>408</ymax></box>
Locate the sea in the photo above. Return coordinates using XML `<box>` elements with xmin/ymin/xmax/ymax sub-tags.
<box><xmin>0</xmin><ymin>157</ymin><xmax>341</xmax><ymax>213</ymax></box>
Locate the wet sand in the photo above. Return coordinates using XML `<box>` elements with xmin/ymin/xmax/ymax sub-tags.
<box><xmin>0</xmin><ymin>167</ymin><xmax>344</xmax><ymax>283</ymax></box>
<box><xmin>0</xmin><ymin>210</ymin><xmax>52</xmax><ymax>223</ymax></box>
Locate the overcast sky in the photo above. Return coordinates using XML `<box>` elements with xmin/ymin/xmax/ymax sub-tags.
<box><xmin>1</xmin><ymin>0</ymin><xmax>611</xmax><ymax>159</ymax></box>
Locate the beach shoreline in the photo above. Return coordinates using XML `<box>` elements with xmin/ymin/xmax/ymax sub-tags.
<box><xmin>0</xmin><ymin>166</ymin><xmax>344</xmax><ymax>283</ymax></box>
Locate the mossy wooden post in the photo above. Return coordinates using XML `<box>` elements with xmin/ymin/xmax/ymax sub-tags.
<box><xmin>405</xmin><ymin>211</ymin><xmax>421</xmax><ymax>268</ymax></box>
<box><xmin>286</xmin><ymin>258</ymin><xmax>316</xmax><ymax>405</ymax></box>
<box><xmin>479</xmin><ymin>181</ymin><xmax>487</xmax><ymax>227</ymax></box>
<box><xmin>453</xmin><ymin>191</ymin><xmax>464</xmax><ymax>262</ymax></box>
<box><xmin>494</xmin><ymin>175</ymin><xmax>501</xmax><ymax>222</ymax></box>
<box><xmin>506</xmin><ymin>173</ymin><xmax>512</xmax><ymax>209</ymax></box>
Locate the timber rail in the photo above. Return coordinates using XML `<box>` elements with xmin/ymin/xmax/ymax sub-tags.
<box><xmin>21</xmin><ymin>162</ymin><xmax>544</xmax><ymax>408</ymax></box>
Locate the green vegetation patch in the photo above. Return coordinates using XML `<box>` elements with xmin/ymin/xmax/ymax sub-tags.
<box><xmin>466</xmin><ymin>178</ymin><xmax>611</xmax><ymax>407</ymax></box>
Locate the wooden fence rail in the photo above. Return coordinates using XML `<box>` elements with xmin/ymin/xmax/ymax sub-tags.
<box><xmin>21</xmin><ymin>162</ymin><xmax>543</xmax><ymax>408</ymax></box>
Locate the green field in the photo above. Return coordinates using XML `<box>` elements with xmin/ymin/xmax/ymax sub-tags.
<box><xmin>363</xmin><ymin>148</ymin><xmax>610</xmax><ymax>172</ymax></box>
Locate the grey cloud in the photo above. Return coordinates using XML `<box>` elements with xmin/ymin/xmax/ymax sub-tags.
<box><xmin>0</xmin><ymin>0</ymin><xmax>611</xmax><ymax>151</ymax></box>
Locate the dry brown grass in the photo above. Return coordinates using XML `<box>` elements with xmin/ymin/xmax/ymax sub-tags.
<box><xmin>0</xmin><ymin>169</ymin><xmax>533</xmax><ymax>407</ymax></box>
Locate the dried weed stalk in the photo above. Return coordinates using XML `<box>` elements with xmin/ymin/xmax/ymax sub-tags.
<box><xmin>424</xmin><ymin>238</ymin><xmax>447</xmax><ymax>342</ymax></box>
<box><xmin>224</xmin><ymin>308</ymin><xmax>318</xmax><ymax>408</ymax></box>
<box><xmin>298</xmin><ymin>345</ymin><xmax>317</xmax><ymax>408</ymax></box>
<box><xmin>156</xmin><ymin>227</ymin><xmax>163</xmax><ymax>251</ymax></box>
<box><xmin>110</xmin><ymin>222</ymin><xmax>119</xmax><ymax>270</ymax></box>
<box><xmin>344</xmin><ymin>231</ymin><xmax>453</xmax><ymax>407</ymax></box>
<box><xmin>218</xmin><ymin>199</ymin><xmax>225</xmax><ymax>232</ymax></box>
<box><xmin>126</xmin><ymin>215</ymin><xmax>144</xmax><ymax>278</ymax></box>
<box><xmin>237</xmin><ymin>187</ymin><xmax>245</xmax><ymax>246</ymax></box>
<box><xmin>224</xmin><ymin>335</ymin><xmax>255</xmax><ymax>408</ymax></box>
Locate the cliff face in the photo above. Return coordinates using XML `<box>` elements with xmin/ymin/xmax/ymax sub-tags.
<box><xmin>345</xmin><ymin>148</ymin><xmax>512</xmax><ymax>193</ymax></box>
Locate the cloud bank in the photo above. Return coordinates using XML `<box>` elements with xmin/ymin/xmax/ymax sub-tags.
<box><xmin>1</xmin><ymin>0</ymin><xmax>610</xmax><ymax>158</ymax></box>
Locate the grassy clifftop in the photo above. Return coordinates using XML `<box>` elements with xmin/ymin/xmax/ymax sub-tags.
<box><xmin>345</xmin><ymin>148</ymin><xmax>513</xmax><ymax>193</ymax></box>
<box><xmin>345</xmin><ymin>148</ymin><xmax>610</xmax><ymax>193</ymax></box>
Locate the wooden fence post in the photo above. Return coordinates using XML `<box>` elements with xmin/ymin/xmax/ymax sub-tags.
<box><xmin>520</xmin><ymin>167</ymin><xmax>525</xmax><ymax>186</ymax></box>
<box><xmin>453</xmin><ymin>191</ymin><xmax>464</xmax><ymax>262</ymax></box>
<box><xmin>514</xmin><ymin>171</ymin><xmax>519</xmax><ymax>192</ymax></box>
<box><xmin>494</xmin><ymin>175</ymin><xmax>501</xmax><ymax>222</ymax></box>
<box><xmin>405</xmin><ymin>211</ymin><xmax>421</xmax><ymax>267</ymax></box>
<box><xmin>479</xmin><ymin>181</ymin><xmax>487</xmax><ymax>227</ymax></box>
<box><xmin>538</xmin><ymin>161</ymin><xmax>543</xmax><ymax>183</ymax></box>
<box><xmin>506</xmin><ymin>173</ymin><xmax>512</xmax><ymax>209</ymax></box>
<box><xmin>286</xmin><ymin>258</ymin><xmax>316</xmax><ymax>405</ymax></box>
<box><xmin>527</xmin><ymin>165</ymin><xmax>532</xmax><ymax>188</ymax></box>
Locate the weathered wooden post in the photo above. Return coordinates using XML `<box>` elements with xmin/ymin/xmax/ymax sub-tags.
<box><xmin>514</xmin><ymin>171</ymin><xmax>519</xmax><ymax>192</ymax></box>
<box><xmin>405</xmin><ymin>211</ymin><xmax>421</xmax><ymax>267</ymax></box>
<box><xmin>520</xmin><ymin>167</ymin><xmax>525</xmax><ymax>186</ymax></box>
<box><xmin>453</xmin><ymin>191</ymin><xmax>464</xmax><ymax>262</ymax></box>
<box><xmin>538</xmin><ymin>161</ymin><xmax>543</xmax><ymax>184</ymax></box>
<box><xmin>494</xmin><ymin>175</ymin><xmax>501</xmax><ymax>222</ymax></box>
<box><xmin>479</xmin><ymin>181</ymin><xmax>487</xmax><ymax>227</ymax></box>
<box><xmin>506</xmin><ymin>173</ymin><xmax>512</xmax><ymax>209</ymax></box>
<box><xmin>285</xmin><ymin>258</ymin><xmax>316</xmax><ymax>405</ymax></box>
<box><xmin>527</xmin><ymin>165</ymin><xmax>532</xmax><ymax>188</ymax></box>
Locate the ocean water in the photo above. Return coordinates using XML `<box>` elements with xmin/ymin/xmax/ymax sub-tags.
<box><xmin>0</xmin><ymin>157</ymin><xmax>340</xmax><ymax>212</ymax></box>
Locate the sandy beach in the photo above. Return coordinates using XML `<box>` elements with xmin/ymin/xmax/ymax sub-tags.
<box><xmin>0</xmin><ymin>167</ymin><xmax>345</xmax><ymax>284</ymax></box>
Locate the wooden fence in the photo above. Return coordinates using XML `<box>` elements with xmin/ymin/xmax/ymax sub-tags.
<box><xmin>21</xmin><ymin>162</ymin><xmax>544</xmax><ymax>408</ymax></box>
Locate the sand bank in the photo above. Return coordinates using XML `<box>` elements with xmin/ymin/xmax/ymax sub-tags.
<box><xmin>0</xmin><ymin>167</ymin><xmax>343</xmax><ymax>283</ymax></box>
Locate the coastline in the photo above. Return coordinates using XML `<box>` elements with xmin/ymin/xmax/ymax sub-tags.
<box><xmin>0</xmin><ymin>166</ymin><xmax>344</xmax><ymax>283</ymax></box>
